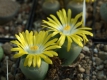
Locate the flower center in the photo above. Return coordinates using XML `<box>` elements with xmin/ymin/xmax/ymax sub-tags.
<box><xmin>64</xmin><ymin>25</ymin><xmax>70</xmax><ymax>30</ymax></box>
<box><xmin>30</xmin><ymin>46</ymin><xmax>39</xmax><ymax>51</ymax></box>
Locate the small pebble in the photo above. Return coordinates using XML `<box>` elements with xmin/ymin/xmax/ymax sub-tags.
<box><xmin>96</xmin><ymin>65</ymin><xmax>104</xmax><ymax>70</ymax></box>
<box><xmin>104</xmin><ymin>45</ymin><xmax>107</xmax><ymax>52</ymax></box>
<box><xmin>79</xmin><ymin>53</ymin><xmax>85</xmax><ymax>59</ymax></box>
<box><xmin>94</xmin><ymin>54</ymin><xmax>98</xmax><ymax>57</ymax></box>
<box><xmin>93</xmin><ymin>62</ymin><xmax>96</xmax><ymax>66</ymax></box>
<box><xmin>82</xmin><ymin>60</ymin><xmax>87</xmax><ymax>64</ymax></box>
<box><xmin>99</xmin><ymin>44</ymin><xmax>104</xmax><ymax>50</ymax></box>
<box><xmin>95</xmin><ymin>57</ymin><xmax>103</xmax><ymax>65</ymax></box>
<box><xmin>98</xmin><ymin>1</ymin><xmax>103</xmax><ymax>6</ymax></box>
<box><xmin>96</xmin><ymin>71</ymin><xmax>106</xmax><ymax>80</ymax></box>
<box><xmin>104</xmin><ymin>60</ymin><xmax>107</xmax><ymax>64</ymax></box>
<box><xmin>82</xmin><ymin>46</ymin><xmax>90</xmax><ymax>53</ymax></box>
<box><xmin>94</xmin><ymin>48</ymin><xmax>98</xmax><ymax>53</ymax></box>
<box><xmin>62</xmin><ymin>78</ymin><xmax>71</xmax><ymax>80</ymax></box>
<box><xmin>77</xmin><ymin>74</ymin><xmax>83</xmax><ymax>78</ymax></box>
<box><xmin>78</xmin><ymin>67</ymin><xmax>85</xmax><ymax>73</ymax></box>
<box><xmin>92</xmin><ymin>71</ymin><xmax>96</xmax><ymax>75</ymax></box>
<box><xmin>98</xmin><ymin>51</ymin><xmax>107</xmax><ymax>60</ymax></box>
<box><xmin>92</xmin><ymin>75</ymin><xmax>96</xmax><ymax>79</ymax></box>
<box><xmin>85</xmin><ymin>70</ymin><xmax>90</xmax><ymax>74</ymax></box>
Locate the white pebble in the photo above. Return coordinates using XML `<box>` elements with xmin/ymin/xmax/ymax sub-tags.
<box><xmin>94</xmin><ymin>48</ymin><xmax>98</xmax><ymax>53</ymax></box>
<box><xmin>82</xmin><ymin>46</ymin><xmax>90</xmax><ymax>53</ymax></box>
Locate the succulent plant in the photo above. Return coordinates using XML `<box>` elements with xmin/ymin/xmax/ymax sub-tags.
<box><xmin>42</xmin><ymin>9</ymin><xmax>93</xmax><ymax>65</ymax></box>
<box><xmin>42</xmin><ymin>0</ymin><xmax>60</xmax><ymax>15</ymax></box>
<box><xmin>11</xmin><ymin>30</ymin><xmax>61</xmax><ymax>80</ymax></box>
<box><xmin>63</xmin><ymin>0</ymin><xmax>70</xmax><ymax>4</ymax></box>
<box><xmin>66</xmin><ymin>0</ymin><xmax>83</xmax><ymax>18</ymax></box>
<box><xmin>100</xmin><ymin>3</ymin><xmax>107</xmax><ymax>22</ymax></box>
<box><xmin>0</xmin><ymin>46</ymin><xmax>3</xmax><ymax>61</ymax></box>
<box><xmin>0</xmin><ymin>0</ymin><xmax>20</xmax><ymax>24</ymax></box>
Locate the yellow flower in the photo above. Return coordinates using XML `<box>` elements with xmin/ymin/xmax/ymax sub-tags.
<box><xmin>42</xmin><ymin>9</ymin><xmax>93</xmax><ymax>51</ymax></box>
<box><xmin>11</xmin><ymin>30</ymin><xmax>61</xmax><ymax>68</ymax></box>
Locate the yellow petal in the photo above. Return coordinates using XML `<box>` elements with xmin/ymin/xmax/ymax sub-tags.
<box><xmin>28</xmin><ymin>55</ymin><xmax>33</xmax><ymax>67</ymax></box>
<box><xmin>15</xmin><ymin>34</ymin><xmax>25</xmax><ymax>47</ymax></box>
<box><xmin>74</xmin><ymin>21</ymin><xmax>82</xmax><ymax>28</ymax></box>
<box><xmin>44</xmin><ymin>38</ymin><xmax>58</xmax><ymax>48</ymax></box>
<box><xmin>57</xmin><ymin>34</ymin><xmax>65</xmax><ymax>46</ymax></box>
<box><xmin>67</xmin><ymin>36</ymin><xmax>72</xmax><ymax>51</ymax></box>
<box><xmin>78</xmin><ymin>27</ymin><xmax>92</xmax><ymax>30</ymax></box>
<box><xmin>37</xmin><ymin>31</ymin><xmax>47</xmax><ymax>44</ymax></box>
<box><xmin>24</xmin><ymin>55</ymin><xmax>29</xmax><ymax>66</ymax></box>
<box><xmin>52</xmin><ymin>32</ymin><xmax>59</xmax><ymax>37</ymax></box>
<box><xmin>71</xmin><ymin>36</ymin><xmax>83</xmax><ymax>47</ymax></box>
<box><xmin>43</xmin><ymin>51</ymin><xmax>54</xmax><ymax>57</ymax></box>
<box><xmin>79</xmin><ymin>30</ymin><xmax>93</xmax><ymax>36</ymax></box>
<box><xmin>11</xmin><ymin>48</ymin><xmax>20</xmax><ymax>51</ymax></box>
<box><xmin>44</xmin><ymin>51</ymin><xmax>58</xmax><ymax>56</ymax></box>
<box><xmin>33</xmin><ymin>35</ymin><xmax>36</xmax><ymax>46</ymax></box>
<box><xmin>35</xmin><ymin>31</ymin><xmax>42</xmax><ymax>44</ymax></box>
<box><xmin>42</xmin><ymin>20</ymin><xmax>57</xmax><ymax>28</ymax></box>
<box><xmin>62</xmin><ymin>9</ymin><xmax>67</xmax><ymax>24</ymax></box>
<box><xmin>67</xmin><ymin>9</ymin><xmax>71</xmax><ymax>24</ymax></box>
<box><xmin>73</xmin><ymin>29</ymin><xmax>93</xmax><ymax>37</ymax></box>
<box><xmin>71</xmin><ymin>35</ymin><xmax>83</xmax><ymax>41</ymax></box>
<box><xmin>13</xmin><ymin>52</ymin><xmax>27</xmax><ymax>58</ymax></box>
<box><xmin>40</xmin><ymin>54</ymin><xmax>52</xmax><ymax>64</ymax></box>
<box><xmin>82</xmin><ymin>33</ymin><xmax>89</xmax><ymax>45</ymax></box>
<box><xmin>42</xmin><ymin>33</ymin><xmax>52</xmax><ymax>45</ymax></box>
<box><xmin>11</xmin><ymin>41</ymin><xmax>24</xmax><ymax>48</ymax></box>
<box><xmin>11</xmin><ymin>40</ymin><xmax>19</xmax><ymax>45</ymax></box>
<box><xmin>25</xmin><ymin>30</ymin><xmax>31</xmax><ymax>45</ymax></box>
<box><xmin>56</xmin><ymin>10</ymin><xmax>64</xmax><ymax>24</ymax></box>
<box><xmin>19</xmin><ymin>33</ymin><xmax>27</xmax><ymax>46</ymax></box>
<box><xmin>29</xmin><ymin>31</ymin><xmax>33</xmax><ymax>45</ymax></box>
<box><xmin>73</xmin><ymin>12</ymin><xmax>82</xmax><ymax>25</ymax></box>
<box><xmin>76</xmin><ymin>33</ymin><xmax>88</xmax><ymax>45</ymax></box>
<box><xmin>36</xmin><ymin>55</ymin><xmax>41</xmax><ymax>68</ymax></box>
<box><xmin>33</xmin><ymin>55</ymin><xmax>37</xmax><ymax>67</ymax></box>
<box><xmin>47</xmin><ymin>17</ymin><xmax>59</xmax><ymax>26</ymax></box>
<box><xmin>42</xmin><ymin>25</ymin><xmax>57</xmax><ymax>31</ymax></box>
<box><xmin>50</xmin><ymin>14</ymin><xmax>61</xmax><ymax>26</ymax></box>
<box><xmin>45</xmin><ymin>45</ymin><xmax>61</xmax><ymax>51</ymax></box>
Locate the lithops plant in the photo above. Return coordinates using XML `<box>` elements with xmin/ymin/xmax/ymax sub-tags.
<box><xmin>63</xmin><ymin>0</ymin><xmax>70</xmax><ymax>4</ymax></box>
<box><xmin>66</xmin><ymin>0</ymin><xmax>83</xmax><ymax>18</ymax></box>
<box><xmin>42</xmin><ymin>0</ymin><xmax>60</xmax><ymax>15</ymax></box>
<box><xmin>0</xmin><ymin>0</ymin><xmax>20</xmax><ymax>24</ymax></box>
<box><xmin>100</xmin><ymin>3</ymin><xmax>107</xmax><ymax>22</ymax></box>
<box><xmin>11</xmin><ymin>30</ymin><xmax>61</xmax><ymax>80</ymax></box>
<box><xmin>0</xmin><ymin>46</ymin><xmax>4</xmax><ymax>61</ymax></box>
<box><xmin>65</xmin><ymin>0</ymin><xmax>95</xmax><ymax>18</ymax></box>
<box><xmin>42</xmin><ymin>9</ymin><xmax>93</xmax><ymax>65</ymax></box>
